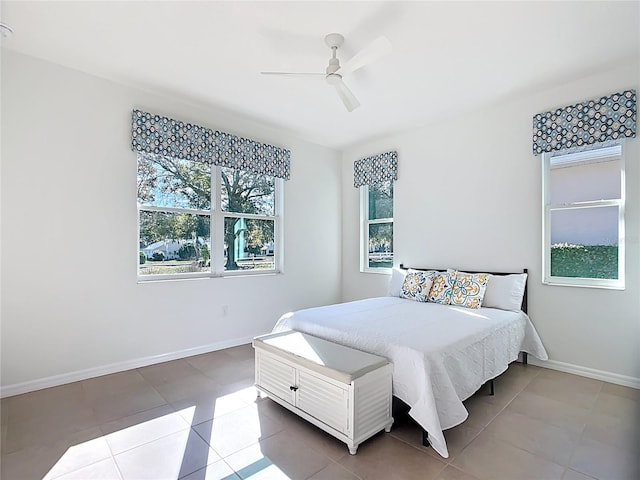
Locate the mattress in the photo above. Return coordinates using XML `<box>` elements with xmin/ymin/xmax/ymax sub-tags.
<box><xmin>272</xmin><ymin>296</ymin><xmax>548</xmax><ymax>458</ymax></box>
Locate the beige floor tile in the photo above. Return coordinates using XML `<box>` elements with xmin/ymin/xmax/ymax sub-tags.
<box><xmin>492</xmin><ymin>363</ymin><xmax>542</xmax><ymax>390</ymax></box>
<box><xmin>5</xmin><ymin>404</ymin><xmax>99</xmax><ymax>454</ymax></box>
<box><xmin>228</xmin><ymin>385</ymin><xmax>263</xmax><ymax>406</ymax></box>
<box><xmin>192</xmin><ymin>405</ymin><xmax>284</xmax><ymax>458</ymax></box>
<box><xmin>1</xmin><ymin>417</ymin><xmax>7</xmax><ymax>454</ymax></box>
<box><xmin>389</xmin><ymin>413</ymin><xmax>481</xmax><ymax>461</ymax></box>
<box><xmin>114</xmin><ymin>428</ymin><xmax>220</xmax><ymax>480</ymax></box>
<box><xmin>569</xmin><ymin>436</ymin><xmax>640</xmax><ymax>480</ymax></box>
<box><xmin>506</xmin><ymin>390</ymin><xmax>589</xmax><ymax>433</ymax></box>
<box><xmin>2</xmin><ymin>443</ymin><xmax>62</xmax><ymax>480</ymax></box>
<box><xmin>591</xmin><ymin>390</ymin><xmax>639</xmax><ymax>419</ymax></box>
<box><xmin>137</xmin><ymin>359</ymin><xmax>203</xmax><ymax>386</ymax></box>
<box><xmin>4</xmin><ymin>359</ymin><xmax>637</xmax><ymax>480</ymax></box>
<box><xmin>201</xmin><ymin>358</ymin><xmax>255</xmax><ymax>387</ymax></box>
<box><xmin>280</xmin><ymin>413</ymin><xmax>350</xmax><ymax>461</ymax></box>
<box><xmin>452</xmin><ymin>434</ymin><xmax>565</xmax><ymax>480</ymax></box>
<box><xmin>481</xmin><ymin>409</ymin><xmax>581</xmax><ymax>466</ymax></box>
<box><xmin>600</xmin><ymin>382</ymin><xmax>640</xmax><ymax>402</ymax></box>
<box><xmin>581</xmin><ymin>407</ymin><xmax>640</xmax><ymax>453</ymax></box>
<box><xmin>1</xmin><ymin>397</ymin><xmax>11</xmax><ymax>421</ymax></box>
<box><xmin>224</xmin><ymin>431</ymin><xmax>331</xmax><ymax>480</ymax></box>
<box><xmin>153</xmin><ymin>373</ymin><xmax>221</xmax><ymax>404</ymax></box>
<box><xmin>51</xmin><ymin>457</ymin><xmax>122</xmax><ymax>480</ymax></box>
<box><xmin>180</xmin><ymin>459</ymin><xmax>240</xmax><ymax>479</ymax></box>
<box><xmin>1</xmin><ymin>427</ymin><xmax>106</xmax><ymax>480</ymax></box>
<box><xmin>5</xmin><ymin>383</ymin><xmax>90</xmax><ymax>422</ymax></box>
<box><xmin>89</xmin><ymin>384</ymin><xmax>168</xmax><ymax>424</ymax></box>
<box><xmin>338</xmin><ymin>433</ymin><xmax>446</xmax><ymax>480</ymax></box>
<box><xmin>187</xmin><ymin>351</ymin><xmax>236</xmax><ymax>374</ymax></box>
<box><xmin>434</xmin><ymin>465</ymin><xmax>481</xmax><ymax>480</ymax></box>
<box><xmin>523</xmin><ymin>371</ymin><xmax>602</xmax><ymax>409</ymax></box>
<box><xmin>224</xmin><ymin>344</ymin><xmax>256</xmax><ymax>362</ymax></box>
<box><xmin>253</xmin><ymin>397</ymin><xmax>309</xmax><ymax>431</ymax></box>
<box><xmin>82</xmin><ymin>371</ymin><xmax>151</xmax><ymax>402</ymax></box>
<box><xmin>171</xmin><ymin>388</ymin><xmax>253</xmax><ymax>426</ymax></box>
<box><xmin>460</xmin><ymin>394</ymin><xmax>505</xmax><ymax>429</ymax></box>
<box><xmin>305</xmin><ymin>461</ymin><xmax>361</xmax><ymax>480</ymax></box>
<box><xmin>101</xmin><ymin>405</ymin><xmax>190</xmax><ymax>455</ymax></box>
<box><xmin>562</xmin><ymin>469</ymin><xmax>598</xmax><ymax>480</ymax></box>
<box><xmin>43</xmin><ymin>434</ymin><xmax>112</xmax><ymax>479</ymax></box>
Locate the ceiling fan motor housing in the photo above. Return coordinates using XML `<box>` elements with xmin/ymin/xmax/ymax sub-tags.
<box><xmin>324</xmin><ymin>33</ymin><xmax>344</xmax><ymax>49</ymax></box>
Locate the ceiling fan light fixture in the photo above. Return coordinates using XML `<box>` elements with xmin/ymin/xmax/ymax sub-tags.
<box><xmin>325</xmin><ymin>73</ymin><xmax>342</xmax><ymax>86</ymax></box>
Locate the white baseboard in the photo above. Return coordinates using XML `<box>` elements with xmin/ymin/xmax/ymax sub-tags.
<box><xmin>529</xmin><ymin>357</ymin><xmax>640</xmax><ymax>389</ymax></box>
<box><xmin>4</xmin><ymin>342</ymin><xmax>638</xmax><ymax>398</ymax></box>
<box><xmin>0</xmin><ymin>335</ymin><xmax>255</xmax><ymax>399</ymax></box>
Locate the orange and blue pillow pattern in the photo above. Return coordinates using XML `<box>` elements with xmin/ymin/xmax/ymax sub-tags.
<box><xmin>450</xmin><ymin>272</ymin><xmax>490</xmax><ymax>309</ymax></box>
<box><xmin>427</xmin><ymin>271</ymin><xmax>457</xmax><ymax>305</ymax></box>
<box><xmin>400</xmin><ymin>271</ymin><xmax>434</xmax><ymax>303</ymax></box>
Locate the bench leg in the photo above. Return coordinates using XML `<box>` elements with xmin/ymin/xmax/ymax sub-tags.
<box><xmin>489</xmin><ymin>379</ymin><xmax>495</xmax><ymax>396</ymax></box>
<box><xmin>422</xmin><ymin>429</ymin><xmax>430</xmax><ymax>447</ymax></box>
<box><xmin>384</xmin><ymin>418</ymin><xmax>394</xmax><ymax>433</ymax></box>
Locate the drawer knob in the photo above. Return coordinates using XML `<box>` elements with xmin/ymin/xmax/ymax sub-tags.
<box><xmin>289</xmin><ymin>385</ymin><xmax>298</xmax><ymax>391</ymax></box>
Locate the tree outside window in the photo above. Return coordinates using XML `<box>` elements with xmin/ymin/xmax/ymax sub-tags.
<box><xmin>362</xmin><ymin>180</ymin><xmax>393</xmax><ymax>272</ymax></box>
<box><xmin>137</xmin><ymin>155</ymin><xmax>281</xmax><ymax>279</ymax></box>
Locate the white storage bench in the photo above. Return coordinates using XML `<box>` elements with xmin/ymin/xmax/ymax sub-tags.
<box><xmin>253</xmin><ymin>330</ymin><xmax>394</xmax><ymax>455</ymax></box>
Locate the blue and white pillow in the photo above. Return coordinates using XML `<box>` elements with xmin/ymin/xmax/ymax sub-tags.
<box><xmin>400</xmin><ymin>271</ymin><xmax>435</xmax><ymax>302</ymax></box>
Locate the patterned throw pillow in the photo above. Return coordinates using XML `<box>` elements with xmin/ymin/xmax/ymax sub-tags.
<box><xmin>427</xmin><ymin>270</ymin><xmax>457</xmax><ymax>304</ymax></box>
<box><xmin>450</xmin><ymin>271</ymin><xmax>490</xmax><ymax>309</ymax></box>
<box><xmin>400</xmin><ymin>271</ymin><xmax>434</xmax><ymax>303</ymax></box>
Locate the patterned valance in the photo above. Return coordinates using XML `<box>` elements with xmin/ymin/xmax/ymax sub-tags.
<box><xmin>532</xmin><ymin>90</ymin><xmax>636</xmax><ymax>155</ymax></box>
<box><xmin>131</xmin><ymin>109</ymin><xmax>290</xmax><ymax>179</ymax></box>
<box><xmin>353</xmin><ymin>150</ymin><xmax>398</xmax><ymax>188</ymax></box>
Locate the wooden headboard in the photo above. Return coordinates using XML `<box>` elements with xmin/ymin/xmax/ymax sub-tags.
<box><xmin>398</xmin><ymin>264</ymin><xmax>528</xmax><ymax>314</ymax></box>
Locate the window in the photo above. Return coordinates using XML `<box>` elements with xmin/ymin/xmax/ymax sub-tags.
<box><xmin>542</xmin><ymin>143</ymin><xmax>624</xmax><ymax>289</ymax></box>
<box><xmin>137</xmin><ymin>155</ymin><xmax>282</xmax><ymax>280</ymax></box>
<box><xmin>361</xmin><ymin>180</ymin><xmax>394</xmax><ymax>272</ymax></box>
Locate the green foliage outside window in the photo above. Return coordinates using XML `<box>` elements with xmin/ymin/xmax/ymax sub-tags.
<box><xmin>550</xmin><ymin>243</ymin><xmax>618</xmax><ymax>279</ymax></box>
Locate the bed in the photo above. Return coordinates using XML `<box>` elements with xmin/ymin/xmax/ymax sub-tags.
<box><xmin>272</xmin><ymin>267</ymin><xmax>548</xmax><ymax>458</ymax></box>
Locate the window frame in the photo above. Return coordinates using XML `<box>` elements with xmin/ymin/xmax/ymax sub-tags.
<box><xmin>137</xmin><ymin>160</ymin><xmax>283</xmax><ymax>282</ymax></box>
<box><xmin>541</xmin><ymin>143</ymin><xmax>625</xmax><ymax>289</ymax></box>
<box><xmin>360</xmin><ymin>182</ymin><xmax>394</xmax><ymax>274</ymax></box>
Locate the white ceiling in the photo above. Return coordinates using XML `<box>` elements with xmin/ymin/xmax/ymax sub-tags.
<box><xmin>1</xmin><ymin>1</ymin><xmax>638</xmax><ymax>150</ymax></box>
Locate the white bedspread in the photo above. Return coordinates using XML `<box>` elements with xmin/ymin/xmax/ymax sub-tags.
<box><xmin>272</xmin><ymin>297</ymin><xmax>548</xmax><ymax>458</ymax></box>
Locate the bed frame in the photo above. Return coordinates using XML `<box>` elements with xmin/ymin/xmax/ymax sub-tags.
<box><xmin>398</xmin><ymin>265</ymin><xmax>529</xmax><ymax>448</ymax></box>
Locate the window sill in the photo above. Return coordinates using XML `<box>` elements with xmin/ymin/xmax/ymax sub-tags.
<box><xmin>542</xmin><ymin>278</ymin><xmax>624</xmax><ymax>290</ymax></box>
<box><xmin>361</xmin><ymin>268</ymin><xmax>392</xmax><ymax>275</ymax></box>
<box><xmin>138</xmin><ymin>270</ymin><xmax>282</xmax><ymax>283</ymax></box>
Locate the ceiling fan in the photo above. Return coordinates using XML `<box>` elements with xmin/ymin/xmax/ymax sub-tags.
<box><xmin>261</xmin><ymin>33</ymin><xmax>392</xmax><ymax>112</ymax></box>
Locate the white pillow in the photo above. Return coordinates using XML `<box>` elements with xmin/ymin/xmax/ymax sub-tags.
<box><xmin>482</xmin><ymin>273</ymin><xmax>528</xmax><ymax>311</ymax></box>
<box><xmin>387</xmin><ymin>267</ymin><xmax>407</xmax><ymax>297</ymax></box>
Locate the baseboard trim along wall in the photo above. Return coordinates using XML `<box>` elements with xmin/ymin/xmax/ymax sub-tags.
<box><xmin>529</xmin><ymin>357</ymin><xmax>640</xmax><ymax>389</ymax></box>
<box><xmin>3</xmin><ymin>345</ymin><xmax>638</xmax><ymax>398</ymax></box>
<box><xmin>0</xmin><ymin>335</ymin><xmax>256</xmax><ymax>398</ymax></box>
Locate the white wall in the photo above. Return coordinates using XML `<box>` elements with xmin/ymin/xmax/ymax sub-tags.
<box><xmin>0</xmin><ymin>51</ymin><xmax>342</xmax><ymax>393</ymax></box>
<box><xmin>341</xmin><ymin>60</ymin><xmax>640</xmax><ymax>384</ymax></box>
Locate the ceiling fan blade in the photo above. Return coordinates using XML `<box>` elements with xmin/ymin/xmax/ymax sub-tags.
<box><xmin>260</xmin><ymin>71</ymin><xmax>325</xmax><ymax>76</ymax></box>
<box><xmin>333</xmin><ymin>79</ymin><xmax>360</xmax><ymax>112</ymax></box>
<box><xmin>337</xmin><ymin>36</ymin><xmax>392</xmax><ymax>76</ymax></box>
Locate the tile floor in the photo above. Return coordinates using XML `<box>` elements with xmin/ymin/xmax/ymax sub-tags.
<box><xmin>1</xmin><ymin>344</ymin><xmax>638</xmax><ymax>480</ymax></box>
